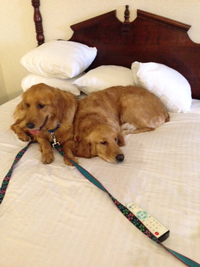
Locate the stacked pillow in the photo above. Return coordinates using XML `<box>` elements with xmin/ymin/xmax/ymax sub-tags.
<box><xmin>20</xmin><ymin>40</ymin><xmax>97</xmax><ymax>96</ymax></box>
<box><xmin>21</xmin><ymin>41</ymin><xmax>192</xmax><ymax>113</ymax></box>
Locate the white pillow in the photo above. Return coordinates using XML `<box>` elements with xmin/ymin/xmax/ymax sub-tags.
<box><xmin>131</xmin><ymin>61</ymin><xmax>192</xmax><ymax>113</ymax></box>
<box><xmin>73</xmin><ymin>65</ymin><xmax>134</xmax><ymax>94</ymax></box>
<box><xmin>21</xmin><ymin>74</ymin><xmax>83</xmax><ymax>96</ymax></box>
<box><xmin>20</xmin><ymin>40</ymin><xmax>97</xmax><ymax>79</ymax></box>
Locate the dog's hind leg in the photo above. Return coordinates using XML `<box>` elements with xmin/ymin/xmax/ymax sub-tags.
<box><xmin>121</xmin><ymin>123</ymin><xmax>155</xmax><ymax>135</ymax></box>
<box><xmin>120</xmin><ymin>103</ymin><xmax>162</xmax><ymax>135</ymax></box>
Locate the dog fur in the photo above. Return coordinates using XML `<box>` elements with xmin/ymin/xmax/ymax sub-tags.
<box><xmin>11</xmin><ymin>83</ymin><xmax>78</xmax><ymax>166</ymax></box>
<box><xmin>74</xmin><ymin>85</ymin><xmax>169</xmax><ymax>163</ymax></box>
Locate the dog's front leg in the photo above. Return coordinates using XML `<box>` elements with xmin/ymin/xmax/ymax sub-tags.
<box><xmin>11</xmin><ymin>123</ymin><xmax>30</xmax><ymax>142</ymax></box>
<box><xmin>37</xmin><ymin>137</ymin><xmax>54</xmax><ymax>164</ymax></box>
<box><xmin>62</xmin><ymin>140</ymin><xmax>78</xmax><ymax>166</ymax></box>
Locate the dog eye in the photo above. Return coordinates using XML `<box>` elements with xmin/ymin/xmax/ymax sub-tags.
<box><xmin>100</xmin><ymin>141</ymin><xmax>107</xmax><ymax>145</ymax></box>
<box><xmin>37</xmin><ymin>103</ymin><xmax>45</xmax><ymax>109</ymax></box>
<box><xmin>25</xmin><ymin>103</ymin><xmax>30</xmax><ymax>108</ymax></box>
<box><xmin>115</xmin><ymin>137</ymin><xmax>118</xmax><ymax>143</ymax></box>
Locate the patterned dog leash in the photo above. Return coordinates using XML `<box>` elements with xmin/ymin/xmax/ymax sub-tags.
<box><xmin>0</xmin><ymin>141</ymin><xmax>200</xmax><ymax>267</ymax></box>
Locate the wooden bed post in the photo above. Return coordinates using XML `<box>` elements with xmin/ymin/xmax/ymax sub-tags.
<box><xmin>31</xmin><ymin>0</ymin><xmax>45</xmax><ymax>46</ymax></box>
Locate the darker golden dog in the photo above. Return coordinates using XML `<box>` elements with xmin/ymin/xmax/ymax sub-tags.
<box><xmin>11</xmin><ymin>83</ymin><xmax>78</xmax><ymax>166</ymax></box>
<box><xmin>74</xmin><ymin>85</ymin><xmax>169</xmax><ymax>163</ymax></box>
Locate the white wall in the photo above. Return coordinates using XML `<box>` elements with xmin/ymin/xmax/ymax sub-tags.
<box><xmin>0</xmin><ymin>0</ymin><xmax>36</xmax><ymax>104</ymax></box>
<box><xmin>0</xmin><ymin>0</ymin><xmax>200</xmax><ymax>104</ymax></box>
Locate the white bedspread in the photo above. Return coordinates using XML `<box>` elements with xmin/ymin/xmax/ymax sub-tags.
<box><xmin>0</xmin><ymin>96</ymin><xmax>200</xmax><ymax>267</ymax></box>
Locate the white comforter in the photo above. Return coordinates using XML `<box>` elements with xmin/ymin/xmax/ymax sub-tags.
<box><xmin>0</xmin><ymin>96</ymin><xmax>200</xmax><ymax>267</ymax></box>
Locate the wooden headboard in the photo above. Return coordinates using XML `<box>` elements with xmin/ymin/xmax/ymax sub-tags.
<box><xmin>31</xmin><ymin>1</ymin><xmax>200</xmax><ymax>99</ymax></box>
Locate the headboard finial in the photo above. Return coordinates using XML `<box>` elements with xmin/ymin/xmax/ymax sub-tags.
<box><xmin>31</xmin><ymin>0</ymin><xmax>45</xmax><ymax>46</ymax></box>
<box><xmin>124</xmin><ymin>5</ymin><xmax>130</xmax><ymax>24</ymax></box>
<box><xmin>122</xmin><ymin>5</ymin><xmax>130</xmax><ymax>35</ymax></box>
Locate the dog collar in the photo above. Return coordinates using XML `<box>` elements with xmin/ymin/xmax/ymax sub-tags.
<box><xmin>47</xmin><ymin>123</ymin><xmax>60</xmax><ymax>147</ymax></box>
<box><xmin>48</xmin><ymin>123</ymin><xmax>60</xmax><ymax>134</ymax></box>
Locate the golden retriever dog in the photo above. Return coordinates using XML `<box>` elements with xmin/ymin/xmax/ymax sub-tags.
<box><xmin>74</xmin><ymin>85</ymin><xmax>169</xmax><ymax>163</ymax></box>
<box><xmin>11</xmin><ymin>83</ymin><xmax>78</xmax><ymax>166</ymax></box>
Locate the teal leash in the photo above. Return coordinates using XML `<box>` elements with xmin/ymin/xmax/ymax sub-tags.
<box><xmin>0</xmin><ymin>141</ymin><xmax>35</xmax><ymax>204</ymax></box>
<box><xmin>1</xmin><ymin>141</ymin><xmax>200</xmax><ymax>267</ymax></box>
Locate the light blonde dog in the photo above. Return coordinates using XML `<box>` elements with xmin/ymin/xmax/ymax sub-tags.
<box><xmin>11</xmin><ymin>83</ymin><xmax>78</xmax><ymax>165</ymax></box>
<box><xmin>74</xmin><ymin>85</ymin><xmax>169</xmax><ymax>163</ymax></box>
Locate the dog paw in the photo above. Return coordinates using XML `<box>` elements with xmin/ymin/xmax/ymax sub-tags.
<box><xmin>18</xmin><ymin>132</ymin><xmax>30</xmax><ymax>142</ymax></box>
<box><xmin>42</xmin><ymin>152</ymin><xmax>54</xmax><ymax>164</ymax></box>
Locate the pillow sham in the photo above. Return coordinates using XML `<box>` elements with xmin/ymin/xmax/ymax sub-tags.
<box><xmin>131</xmin><ymin>61</ymin><xmax>192</xmax><ymax>113</ymax></box>
<box><xmin>21</xmin><ymin>74</ymin><xmax>83</xmax><ymax>96</ymax></box>
<box><xmin>73</xmin><ymin>65</ymin><xmax>134</xmax><ymax>94</ymax></box>
<box><xmin>20</xmin><ymin>40</ymin><xmax>97</xmax><ymax>79</ymax></box>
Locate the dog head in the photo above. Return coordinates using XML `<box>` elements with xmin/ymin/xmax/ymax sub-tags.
<box><xmin>74</xmin><ymin>124</ymin><xmax>125</xmax><ymax>163</ymax></box>
<box><xmin>21</xmin><ymin>83</ymin><xmax>75</xmax><ymax>135</ymax></box>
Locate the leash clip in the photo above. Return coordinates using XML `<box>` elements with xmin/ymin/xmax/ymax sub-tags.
<box><xmin>51</xmin><ymin>133</ymin><xmax>60</xmax><ymax>147</ymax></box>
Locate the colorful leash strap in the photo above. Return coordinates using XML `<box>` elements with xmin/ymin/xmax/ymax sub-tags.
<box><xmin>0</xmin><ymin>141</ymin><xmax>34</xmax><ymax>204</ymax></box>
<box><xmin>1</xmin><ymin>141</ymin><xmax>200</xmax><ymax>267</ymax></box>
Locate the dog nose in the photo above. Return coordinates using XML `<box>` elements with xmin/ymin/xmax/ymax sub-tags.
<box><xmin>116</xmin><ymin>154</ymin><xmax>124</xmax><ymax>162</ymax></box>
<box><xmin>26</xmin><ymin>122</ymin><xmax>35</xmax><ymax>129</ymax></box>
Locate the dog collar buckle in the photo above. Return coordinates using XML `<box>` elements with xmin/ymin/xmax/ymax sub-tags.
<box><xmin>51</xmin><ymin>133</ymin><xmax>60</xmax><ymax>147</ymax></box>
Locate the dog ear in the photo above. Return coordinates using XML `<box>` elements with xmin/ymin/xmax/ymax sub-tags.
<box><xmin>13</xmin><ymin>101</ymin><xmax>26</xmax><ymax>121</ymax></box>
<box><xmin>54</xmin><ymin>93</ymin><xmax>66</xmax><ymax>121</ymax></box>
<box><xmin>75</xmin><ymin>138</ymin><xmax>92</xmax><ymax>158</ymax></box>
<box><xmin>117</xmin><ymin>133</ymin><xmax>125</xmax><ymax>147</ymax></box>
<box><xmin>55</xmin><ymin>90</ymin><xmax>77</xmax><ymax>123</ymax></box>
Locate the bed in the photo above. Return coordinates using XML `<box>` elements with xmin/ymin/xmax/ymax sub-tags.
<box><xmin>0</xmin><ymin>2</ymin><xmax>200</xmax><ymax>266</ymax></box>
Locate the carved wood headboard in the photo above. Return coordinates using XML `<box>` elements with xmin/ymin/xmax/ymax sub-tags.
<box><xmin>31</xmin><ymin>1</ymin><xmax>200</xmax><ymax>99</ymax></box>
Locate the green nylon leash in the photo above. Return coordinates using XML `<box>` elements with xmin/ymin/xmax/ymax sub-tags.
<box><xmin>1</xmin><ymin>141</ymin><xmax>200</xmax><ymax>267</ymax></box>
